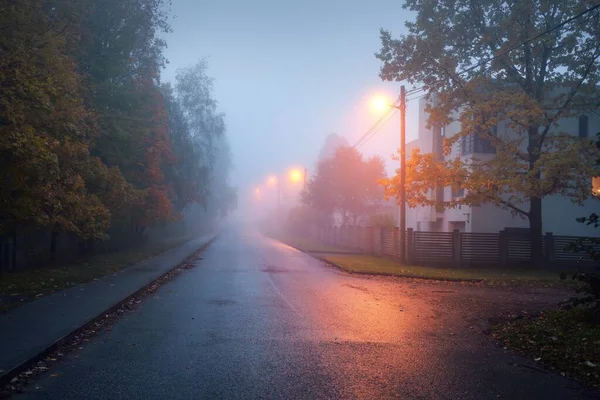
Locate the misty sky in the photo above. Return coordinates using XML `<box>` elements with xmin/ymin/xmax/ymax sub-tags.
<box><xmin>162</xmin><ymin>0</ymin><xmax>419</xmax><ymax>195</ymax></box>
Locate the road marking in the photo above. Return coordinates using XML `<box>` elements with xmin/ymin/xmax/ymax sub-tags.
<box><xmin>265</xmin><ymin>271</ymin><xmax>301</xmax><ymax>316</ymax></box>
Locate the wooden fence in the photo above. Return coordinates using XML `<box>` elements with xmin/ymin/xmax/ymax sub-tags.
<box><xmin>316</xmin><ymin>226</ymin><xmax>597</xmax><ymax>268</ymax></box>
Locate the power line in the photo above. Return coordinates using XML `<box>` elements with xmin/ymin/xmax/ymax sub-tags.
<box><xmin>355</xmin><ymin>108</ymin><xmax>399</xmax><ymax>149</ymax></box>
<box><xmin>352</xmin><ymin>97</ymin><xmax>401</xmax><ymax>148</ymax></box>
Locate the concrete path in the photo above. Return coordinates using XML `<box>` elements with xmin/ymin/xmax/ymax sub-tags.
<box><xmin>0</xmin><ymin>234</ymin><xmax>215</xmax><ymax>381</ymax></box>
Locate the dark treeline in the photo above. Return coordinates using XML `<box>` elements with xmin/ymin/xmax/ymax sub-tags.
<box><xmin>0</xmin><ymin>0</ymin><xmax>236</xmax><ymax>270</ymax></box>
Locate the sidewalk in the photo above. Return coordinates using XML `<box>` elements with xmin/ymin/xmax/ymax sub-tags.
<box><xmin>0</xmin><ymin>234</ymin><xmax>215</xmax><ymax>382</ymax></box>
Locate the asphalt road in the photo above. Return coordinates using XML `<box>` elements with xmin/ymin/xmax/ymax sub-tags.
<box><xmin>16</xmin><ymin>227</ymin><xmax>599</xmax><ymax>399</ymax></box>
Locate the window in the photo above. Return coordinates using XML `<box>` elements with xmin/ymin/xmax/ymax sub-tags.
<box><xmin>452</xmin><ymin>182</ymin><xmax>464</xmax><ymax>198</ymax></box>
<box><xmin>579</xmin><ymin>115</ymin><xmax>589</xmax><ymax>138</ymax></box>
<box><xmin>593</xmin><ymin>176</ymin><xmax>600</xmax><ymax>196</ymax></box>
<box><xmin>460</xmin><ymin>133</ymin><xmax>496</xmax><ymax>155</ymax></box>
<box><xmin>460</xmin><ymin>124</ymin><xmax>497</xmax><ymax>155</ymax></box>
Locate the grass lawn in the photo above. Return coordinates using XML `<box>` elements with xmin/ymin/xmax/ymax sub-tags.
<box><xmin>0</xmin><ymin>235</ymin><xmax>195</xmax><ymax>313</ymax></box>
<box><xmin>322</xmin><ymin>254</ymin><xmax>570</xmax><ymax>286</ymax></box>
<box><xmin>271</xmin><ymin>234</ymin><xmax>571</xmax><ymax>286</ymax></box>
<box><xmin>272</xmin><ymin>234</ymin><xmax>358</xmax><ymax>254</ymax></box>
<box><xmin>493</xmin><ymin>307</ymin><xmax>600</xmax><ymax>388</ymax></box>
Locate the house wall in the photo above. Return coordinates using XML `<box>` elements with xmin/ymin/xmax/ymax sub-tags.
<box><xmin>406</xmin><ymin>96</ymin><xmax>600</xmax><ymax>235</ymax></box>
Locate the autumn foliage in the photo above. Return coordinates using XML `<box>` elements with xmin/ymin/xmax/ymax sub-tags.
<box><xmin>377</xmin><ymin>0</ymin><xmax>600</xmax><ymax>265</ymax></box>
<box><xmin>0</xmin><ymin>0</ymin><xmax>233</xmax><ymax>266</ymax></box>
<box><xmin>302</xmin><ymin>146</ymin><xmax>386</xmax><ymax>226</ymax></box>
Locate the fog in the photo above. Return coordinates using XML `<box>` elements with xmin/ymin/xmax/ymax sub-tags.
<box><xmin>161</xmin><ymin>0</ymin><xmax>418</xmax><ymax>205</ymax></box>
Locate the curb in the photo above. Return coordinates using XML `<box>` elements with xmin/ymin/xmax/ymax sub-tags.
<box><xmin>280</xmin><ymin>240</ymin><xmax>485</xmax><ymax>283</ymax></box>
<box><xmin>0</xmin><ymin>235</ymin><xmax>216</xmax><ymax>388</ymax></box>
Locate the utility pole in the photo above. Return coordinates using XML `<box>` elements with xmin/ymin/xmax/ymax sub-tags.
<box><xmin>277</xmin><ymin>175</ymin><xmax>281</xmax><ymax>210</ymax></box>
<box><xmin>399</xmin><ymin>85</ymin><xmax>407</xmax><ymax>264</ymax></box>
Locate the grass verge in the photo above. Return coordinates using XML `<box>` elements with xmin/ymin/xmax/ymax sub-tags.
<box><xmin>0</xmin><ymin>235</ymin><xmax>195</xmax><ymax>313</ymax></box>
<box><xmin>274</xmin><ymin>234</ymin><xmax>575</xmax><ymax>286</ymax></box>
<box><xmin>323</xmin><ymin>254</ymin><xmax>568</xmax><ymax>286</ymax></box>
<box><xmin>492</xmin><ymin>307</ymin><xmax>600</xmax><ymax>388</ymax></box>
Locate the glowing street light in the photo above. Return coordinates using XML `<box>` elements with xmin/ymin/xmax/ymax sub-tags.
<box><xmin>369</xmin><ymin>94</ymin><xmax>392</xmax><ymax>114</ymax></box>
<box><xmin>288</xmin><ymin>168</ymin><xmax>303</xmax><ymax>183</ymax></box>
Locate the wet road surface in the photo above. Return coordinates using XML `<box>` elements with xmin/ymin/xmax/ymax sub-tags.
<box><xmin>16</xmin><ymin>227</ymin><xmax>599</xmax><ymax>399</ymax></box>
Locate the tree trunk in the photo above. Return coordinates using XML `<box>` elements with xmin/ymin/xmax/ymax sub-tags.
<box><xmin>50</xmin><ymin>231</ymin><xmax>58</xmax><ymax>263</ymax></box>
<box><xmin>529</xmin><ymin>196</ymin><xmax>543</xmax><ymax>267</ymax></box>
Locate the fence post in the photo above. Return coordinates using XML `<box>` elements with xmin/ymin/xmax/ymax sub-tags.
<box><xmin>393</xmin><ymin>227</ymin><xmax>399</xmax><ymax>260</ymax></box>
<box><xmin>379</xmin><ymin>228</ymin><xmax>384</xmax><ymax>255</ymax></box>
<box><xmin>544</xmin><ymin>232</ymin><xmax>554</xmax><ymax>264</ymax></box>
<box><xmin>452</xmin><ymin>229</ymin><xmax>461</xmax><ymax>267</ymax></box>
<box><xmin>406</xmin><ymin>228</ymin><xmax>414</xmax><ymax>264</ymax></box>
<box><xmin>369</xmin><ymin>227</ymin><xmax>375</xmax><ymax>255</ymax></box>
<box><xmin>499</xmin><ymin>230</ymin><xmax>508</xmax><ymax>265</ymax></box>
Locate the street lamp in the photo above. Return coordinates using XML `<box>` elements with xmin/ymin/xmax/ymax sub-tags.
<box><xmin>370</xmin><ymin>88</ymin><xmax>407</xmax><ymax>264</ymax></box>
<box><xmin>288</xmin><ymin>168</ymin><xmax>303</xmax><ymax>183</ymax></box>
<box><xmin>370</xmin><ymin>95</ymin><xmax>390</xmax><ymax>114</ymax></box>
<box><xmin>260</xmin><ymin>167</ymin><xmax>308</xmax><ymax>210</ymax></box>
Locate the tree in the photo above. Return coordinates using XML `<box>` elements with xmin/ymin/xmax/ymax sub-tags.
<box><xmin>318</xmin><ymin>133</ymin><xmax>350</xmax><ymax>161</ymax></box>
<box><xmin>368</xmin><ymin>214</ymin><xmax>397</xmax><ymax>228</ymax></box>
<box><xmin>0</xmin><ymin>0</ymin><xmax>112</xmax><ymax>253</ymax></box>
<box><xmin>69</xmin><ymin>0</ymin><xmax>175</xmax><ymax>235</ymax></box>
<box><xmin>377</xmin><ymin>0</ymin><xmax>600</xmax><ymax>265</ymax></box>
<box><xmin>175</xmin><ymin>60</ymin><xmax>227</xmax><ymax>207</ymax></box>
<box><xmin>303</xmin><ymin>146</ymin><xmax>386</xmax><ymax>226</ymax></box>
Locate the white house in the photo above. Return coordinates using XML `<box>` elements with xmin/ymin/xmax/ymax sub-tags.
<box><xmin>405</xmin><ymin>96</ymin><xmax>600</xmax><ymax>236</ymax></box>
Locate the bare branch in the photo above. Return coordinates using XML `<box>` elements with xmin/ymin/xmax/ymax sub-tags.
<box><xmin>483</xmin><ymin>194</ymin><xmax>529</xmax><ymax>217</ymax></box>
<box><xmin>541</xmin><ymin>44</ymin><xmax>600</xmax><ymax>143</ymax></box>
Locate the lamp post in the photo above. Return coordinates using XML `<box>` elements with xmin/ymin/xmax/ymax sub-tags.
<box><xmin>399</xmin><ymin>86</ymin><xmax>406</xmax><ymax>264</ymax></box>
<box><xmin>265</xmin><ymin>168</ymin><xmax>306</xmax><ymax>211</ymax></box>
<box><xmin>371</xmin><ymin>87</ymin><xmax>406</xmax><ymax>263</ymax></box>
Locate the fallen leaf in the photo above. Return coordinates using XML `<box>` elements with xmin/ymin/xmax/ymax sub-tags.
<box><xmin>585</xmin><ymin>361</ymin><xmax>597</xmax><ymax>367</ymax></box>
<box><xmin>50</xmin><ymin>374</ymin><xmax>60</xmax><ymax>378</ymax></box>
<box><xmin>10</xmin><ymin>377</ymin><xmax>18</xmax><ymax>383</ymax></box>
<box><xmin>534</xmin><ymin>357</ymin><xmax>541</xmax><ymax>361</ymax></box>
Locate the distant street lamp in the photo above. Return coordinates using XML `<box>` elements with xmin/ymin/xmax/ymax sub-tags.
<box><xmin>288</xmin><ymin>168</ymin><xmax>303</xmax><ymax>183</ymax></box>
<box><xmin>259</xmin><ymin>167</ymin><xmax>307</xmax><ymax>210</ymax></box>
